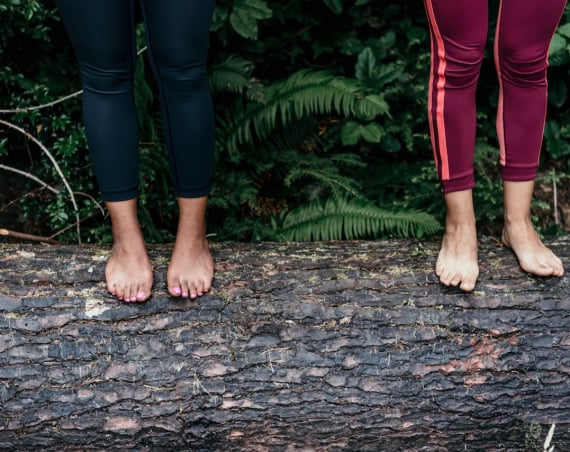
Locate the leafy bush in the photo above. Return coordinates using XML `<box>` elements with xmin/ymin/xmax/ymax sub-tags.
<box><xmin>546</xmin><ymin>8</ymin><xmax>570</xmax><ymax>161</ymax></box>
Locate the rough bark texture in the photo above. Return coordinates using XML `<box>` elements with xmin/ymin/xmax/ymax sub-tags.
<box><xmin>0</xmin><ymin>237</ymin><xmax>569</xmax><ymax>451</ymax></box>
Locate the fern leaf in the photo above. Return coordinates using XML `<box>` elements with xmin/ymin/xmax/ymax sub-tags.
<box><xmin>329</xmin><ymin>153</ymin><xmax>367</xmax><ymax>168</ymax></box>
<box><xmin>219</xmin><ymin>69</ymin><xmax>390</xmax><ymax>159</ymax></box>
<box><xmin>275</xmin><ymin>196</ymin><xmax>442</xmax><ymax>241</ymax></box>
<box><xmin>210</xmin><ymin>54</ymin><xmax>264</xmax><ymax>103</ymax></box>
<box><xmin>284</xmin><ymin>168</ymin><xmax>361</xmax><ymax>198</ymax></box>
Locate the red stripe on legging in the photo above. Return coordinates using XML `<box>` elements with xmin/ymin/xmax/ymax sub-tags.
<box><xmin>425</xmin><ymin>0</ymin><xmax>450</xmax><ymax>181</ymax></box>
<box><xmin>495</xmin><ymin>0</ymin><xmax>507</xmax><ymax>166</ymax></box>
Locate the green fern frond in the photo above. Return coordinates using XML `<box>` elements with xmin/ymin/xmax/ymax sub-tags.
<box><xmin>275</xmin><ymin>196</ymin><xmax>442</xmax><ymax>241</ymax></box>
<box><xmin>284</xmin><ymin>168</ymin><xmax>361</xmax><ymax>198</ymax></box>
<box><xmin>260</xmin><ymin>118</ymin><xmax>320</xmax><ymax>159</ymax></box>
<box><xmin>210</xmin><ymin>170</ymin><xmax>258</xmax><ymax>209</ymax></box>
<box><xmin>329</xmin><ymin>153</ymin><xmax>367</xmax><ymax>168</ymax></box>
<box><xmin>220</xmin><ymin>69</ymin><xmax>390</xmax><ymax>159</ymax></box>
<box><xmin>210</xmin><ymin>54</ymin><xmax>264</xmax><ymax>101</ymax></box>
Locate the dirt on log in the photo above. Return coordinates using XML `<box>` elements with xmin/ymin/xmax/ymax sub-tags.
<box><xmin>0</xmin><ymin>237</ymin><xmax>569</xmax><ymax>451</ymax></box>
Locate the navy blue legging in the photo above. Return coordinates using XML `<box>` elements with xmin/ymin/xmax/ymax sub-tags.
<box><xmin>55</xmin><ymin>0</ymin><xmax>215</xmax><ymax>201</ymax></box>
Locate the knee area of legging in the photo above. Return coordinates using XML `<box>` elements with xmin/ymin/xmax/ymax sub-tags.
<box><xmin>443</xmin><ymin>46</ymin><xmax>484</xmax><ymax>87</ymax></box>
<box><xmin>158</xmin><ymin>64</ymin><xmax>209</xmax><ymax>93</ymax></box>
<box><xmin>498</xmin><ymin>55</ymin><xmax>547</xmax><ymax>85</ymax></box>
<box><xmin>80</xmin><ymin>64</ymin><xmax>133</xmax><ymax>95</ymax></box>
<box><xmin>496</xmin><ymin>42</ymin><xmax>548</xmax><ymax>82</ymax></box>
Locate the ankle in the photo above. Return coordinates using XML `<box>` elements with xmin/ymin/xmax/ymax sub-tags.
<box><xmin>503</xmin><ymin>214</ymin><xmax>533</xmax><ymax>229</ymax></box>
<box><xmin>445</xmin><ymin>208</ymin><xmax>476</xmax><ymax>229</ymax></box>
<box><xmin>111</xmin><ymin>229</ymin><xmax>147</xmax><ymax>254</ymax></box>
<box><xmin>173</xmin><ymin>234</ymin><xmax>209</xmax><ymax>252</ymax></box>
<box><xmin>444</xmin><ymin>216</ymin><xmax>476</xmax><ymax>234</ymax></box>
<box><xmin>175</xmin><ymin>220</ymin><xmax>208</xmax><ymax>243</ymax></box>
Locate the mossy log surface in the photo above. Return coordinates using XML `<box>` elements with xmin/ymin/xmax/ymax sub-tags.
<box><xmin>0</xmin><ymin>237</ymin><xmax>569</xmax><ymax>451</ymax></box>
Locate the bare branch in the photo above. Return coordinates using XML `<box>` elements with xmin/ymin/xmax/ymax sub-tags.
<box><xmin>0</xmin><ymin>163</ymin><xmax>60</xmax><ymax>194</ymax></box>
<box><xmin>0</xmin><ymin>228</ymin><xmax>59</xmax><ymax>244</ymax></box>
<box><xmin>0</xmin><ymin>90</ymin><xmax>83</xmax><ymax>114</ymax></box>
<box><xmin>74</xmin><ymin>191</ymin><xmax>106</xmax><ymax>217</ymax></box>
<box><xmin>48</xmin><ymin>212</ymin><xmax>105</xmax><ymax>240</ymax></box>
<box><xmin>0</xmin><ymin>118</ymin><xmax>81</xmax><ymax>243</ymax></box>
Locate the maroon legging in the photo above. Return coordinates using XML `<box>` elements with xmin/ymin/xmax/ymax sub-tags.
<box><xmin>424</xmin><ymin>0</ymin><xmax>567</xmax><ymax>193</ymax></box>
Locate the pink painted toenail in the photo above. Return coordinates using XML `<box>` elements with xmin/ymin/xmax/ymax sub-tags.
<box><xmin>136</xmin><ymin>291</ymin><xmax>145</xmax><ymax>299</ymax></box>
<box><xmin>172</xmin><ymin>287</ymin><xmax>181</xmax><ymax>295</ymax></box>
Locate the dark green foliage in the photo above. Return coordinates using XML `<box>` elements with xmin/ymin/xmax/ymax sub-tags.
<box><xmin>1</xmin><ymin>1</ymin><xmax>569</xmax><ymax>243</ymax></box>
<box><xmin>273</xmin><ymin>195</ymin><xmax>442</xmax><ymax>241</ymax></box>
<box><xmin>542</xmin><ymin>9</ymin><xmax>570</xmax><ymax>163</ymax></box>
<box><xmin>218</xmin><ymin>69</ymin><xmax>390</xmax><ymax>161</ymax></box>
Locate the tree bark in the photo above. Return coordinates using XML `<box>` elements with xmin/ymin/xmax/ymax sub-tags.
<box><xmin>0</xmin><ymin>237</ymin><xmax>569</xmax><ymax>450</ymax></box>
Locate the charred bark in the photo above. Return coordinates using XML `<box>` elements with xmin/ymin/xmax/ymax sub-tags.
<box><xmin>0</xmin><ymin>237</ymin><xmax>569</xmax><ymax>450</ymax></box>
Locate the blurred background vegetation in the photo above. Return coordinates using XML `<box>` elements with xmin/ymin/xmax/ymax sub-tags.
<box><xmin>1</xmin><ymin>0</ymin><xmax>570</xmax><ymax>244</ymax></box>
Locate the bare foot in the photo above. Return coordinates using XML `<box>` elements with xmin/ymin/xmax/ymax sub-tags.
<box><xmin>106</xmin><ymin>241</ymin><xmax>153</xmax><ymax>302</ymax></box>
<box><xmin>502</xmin><ymin>221</ymin><xmax>564</xmax><ymax>277</ymax></box>
<box><xmin>436</xmin><ymin>190</ymin><xmax>479</xmax><ymax>292</ymax></box>
<box><xmin>502</xmin><ymin>180</ymin><xmax>564</xmax><ymax>277</ymax></box>
<box><xmin>105</xmin><ymin>199</ymin><xmax>153</xmax><ymax>302</ymax></box>
<box><xmin>436</xmin><ymin>223</ymin><xmax>479</xmax><ymax>292</ymax></box>
<box><xmin>167</xmin><ymin>236</ymin><xmax>214</xmax><ymax>299</ymax></box>
<box><xmin>167</xmin><ymin>196</ymin><xmax>214</xmax><ymax>299</ymax></box>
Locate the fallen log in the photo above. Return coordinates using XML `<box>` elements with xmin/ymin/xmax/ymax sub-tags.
<box><xmin>0</xmin><ymin>237</ymin><xmax>569</xmax><ymax>450</ymax></box>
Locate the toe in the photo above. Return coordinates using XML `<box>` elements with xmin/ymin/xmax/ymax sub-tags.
<box><xmin>203</xmin><ymin>278</ymin><xmax>212</xmax><ymax>293</ymax></box>
<box><xmin>449</xmin><ymin>273</ymin><xmax>462</xmax><ymax>287</ymax></box>
<box><xmin>189</xmin><ymin>281</ymin><xmax>198</xmax><ymax>299</ymax></box>
<box><xmin>553</xmin><ymin>257</ymin><xmax>564</xmax><ymax>276</ymax></box>
<box><xmin>196</xmin><ymin>281</ymin><xmax>207</xmax><ymax>297</ymax></box>
<box><xmin>196</xmin><ymin>280</ymin><xmax>206</xmax><ymax>297</ymax></box>
<box><xmin>115</xmin><ymin>285</ymin><xmax>125</xmax><ymax>301</ymax></box>
<box><xmin>126</xmin><ymin>283</ymin><xmax>137</xmax><ymax>302</ymax></box>
<box><xmin>168</xmin><ymin>277</ymin><xmax>182</xmax><ymax>297</ymax></box>
<box><xmin>136</xmin><ymin>289</ymin><xmax>148</xmax><ymax>302</ymax></box>
<box><xmin>435</xmin><ymin>264</ymin><xmax>444</xmax><ymax>277</ymax></box>
<box><xmin>459</xmin><ymin>277</ymin><xmax>476</xmax><ymax>292</ymax></box>
<box><xmin>169</xmin><ymin>285</ymin><xmax>182</xmax><ymax>297</ymax></box>
<box><xmin>180</xmin><ymin>280</ymin><xmax>190</xmax><ymax>298</ymax></box>
<box><xmin>439</xmin><ymin>268</ymin><xmax>453</xmax><ymax>286</ymax></box>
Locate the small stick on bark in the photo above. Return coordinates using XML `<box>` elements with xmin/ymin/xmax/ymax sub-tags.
<box><xmin>0</xmin><ymin>228</ymin><xmax>58</xmax><ymax>244</ymax></box>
